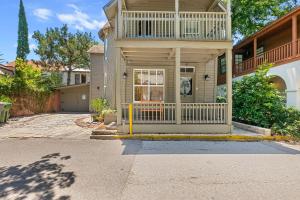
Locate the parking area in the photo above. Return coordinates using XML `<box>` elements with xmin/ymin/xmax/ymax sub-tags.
<box><xmin>0</xmin><ymin>113</ymin><xmax>92</xmax><ymax>139</ymax></box>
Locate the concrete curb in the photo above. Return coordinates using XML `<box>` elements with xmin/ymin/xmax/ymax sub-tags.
<box><xmin>90</xmin><ymin>134</ymin><xmax>289</xmax><ymax>142</ymax></box>
<box><xmin>233</xmin><ymin>122</ymin><xmax>272</xmax><ymax>136</ymax></box>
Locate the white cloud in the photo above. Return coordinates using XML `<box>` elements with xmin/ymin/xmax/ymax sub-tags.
<box><xmin>57</xmin><ymin>4</ymin><xmax>106</xmax><ymax>31</ymax></box>
<box><xmin>33</xmin><ymin>8</ymin><xmax>53</xmax><ymax>20</ymax></box>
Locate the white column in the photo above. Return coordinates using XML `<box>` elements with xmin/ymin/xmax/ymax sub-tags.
<box><xmin>226</xmin><ymin>48</ymin><xmax>233</xmax><ymax>128</ymax></box>
<box><xmin>175</xmin><ymin>0</ymin><xmax>180</xmax><ymax>39</ymax></box>
<box><xmin>175</xmin><ymin>48</ymin><xmax>181</xmax><ymax>124</ymax></box>
<box><xmin>117</xmin><ymin>0</ymin><xmax>123</xmax><ymax>39</ymax></box>
<box><xmin>115</xmin><ymin>48</ymin><xmax>122</xmax><ymax>125</ymax></box>
<box><xmin>226</xmin><ymin>0</ymin><xmax>232</xmax><ymax>41</ymax></box>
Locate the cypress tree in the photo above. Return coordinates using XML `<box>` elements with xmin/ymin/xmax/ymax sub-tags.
<box><xmin>16</xmin><ymin>0</ymin><xmax>30</xmax><ymax>60</ymax></box>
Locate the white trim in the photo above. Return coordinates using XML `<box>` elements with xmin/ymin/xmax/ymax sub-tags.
<box><xmin>133</xmin><ymin>68</ymin><xmax>165</xmax><ymax>103</ymax></box>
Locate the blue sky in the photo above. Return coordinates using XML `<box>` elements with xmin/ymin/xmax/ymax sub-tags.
<box><xmin>0</xmin><ymin>0</ymin><xmax>108</xmax><ymax>63</ymax></box>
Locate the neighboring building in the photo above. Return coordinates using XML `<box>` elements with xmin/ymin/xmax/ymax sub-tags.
<box><xmin>218</xmin><ymin>7</ymin><xmax>300</xmax><ymax>109</ymax></box>
<box><xmin>57</xmin><ymin>68</ymin><xmax>91</xmax><ymax>112</ymax></box>
<box><xmin>0</xmin><ymin>64</ymin><xmax>14</xmax><ymax>76</ymax></box>
<box><xmin>60</xmin><ymin>68</ymin><xmax>91</xmax><ymax>86</ymax></box>
<box><xmin>89</xmin><ymin>0</ymin><xmax>233</xmax><ymax>134</ymax></box>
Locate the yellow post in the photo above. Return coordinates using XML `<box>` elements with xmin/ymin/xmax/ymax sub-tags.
<box><xmin>129</xmin><ymin>103</ymin><xmax>133</xmax><ymax>136</ymax></box>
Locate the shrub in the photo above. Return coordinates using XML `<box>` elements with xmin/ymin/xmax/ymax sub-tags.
<box><xmin>0</xmin><ymin>95</ymin><xmax>12</xmax><ymax>103</ymax></box>
<box><xmin>90</xmin><ymin>98</ymin><xmax>109</xmax><ymax>114</ymax></box>
<box><xmin>233</xmin><ymin>63</ymin><xmax>300</xmax><ymax>138</ymax></box>
<box><xmin>0</xmin><ymin>59</ymin><xmax>60</xmax><ymax>96</ymax></box>
<box><xmin>102</xmin><ymin>109</ymin><xmax>116</xmax><ymax>116</ymax></box>
<box><xmin>233</xmin><ymin>63</ymin><xmax>286</xmax><ymax>128</ymax></box>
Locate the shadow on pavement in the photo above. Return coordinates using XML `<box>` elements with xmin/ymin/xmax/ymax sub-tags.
<box><xmin>0</xmin><ymin>153</ymin><xmax>75</xmax><ymax>200</ymax></box>
<box><xmin>121</xmin><ymin>140</ymin><xmax>300</xmax><ymax>155</ymax></box>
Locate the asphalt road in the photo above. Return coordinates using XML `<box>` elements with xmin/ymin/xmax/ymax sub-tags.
<box><xmin>0</xmin><ymin>139</ymin><xmax>300</xmax><ymax>200</ymax></box>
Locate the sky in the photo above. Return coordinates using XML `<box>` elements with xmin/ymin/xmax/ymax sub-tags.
<box><xmin>0</xmin><ymin>0</ymin><xmax>108</xmax><ymax>63</ymax></box>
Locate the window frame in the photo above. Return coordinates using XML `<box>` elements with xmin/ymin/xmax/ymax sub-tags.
<box><xmin>218</xmin><ymin>55</ymin><xmax>226</xmax><ymax>75</ymax></box>
<box><xmin>133</xmin><ymin>69</ymin><xmax>165</xmax><ymax>103</ymax></box>
<box><xmin>81</xmin><ymin>74</ymin><xmax>87</xmax><ymax>84</ymax></box>
<box><xmin>75</xmin><ymin>73</ymin><xmax>81</xmax><ymax>85</ymax></box>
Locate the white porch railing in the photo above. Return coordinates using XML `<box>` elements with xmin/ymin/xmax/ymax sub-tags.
<box><xmin>121</xmin><ymin>103</ymin><xmax>176</xmax><ymax>124</ymax></box>
<box><xmin>179</xmin><ymin>12</ymin><xmax>227</xmax><ymax>40</ymax></box>
<box><xmin>122</xmin><ymin>11</ymin><xmax>227</xmax><ymax>40</ymax></box>
<box><xmin>121</xmin><ymin>103</ymin><xmax>227</xmax><ymax>124</ymax></box>
<box><xmin>181</xmin><ymin>103</ymin><xmax>227</xmax><ymax>124</ymax></box>
<box><xmin>122</xmin><ymin>11</ymin><xmax>176</xmax><ymax>39</ymax></box>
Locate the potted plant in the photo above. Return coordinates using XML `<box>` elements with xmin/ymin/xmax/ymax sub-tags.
<box><xmin>102</xmin><ymin>109</ymin><xmax>117</xmax><ymax>125</ymax></box>
<box><xmin>90</xmin><ymin>98</ymin><xmax>109</xmax><ymax>122</ymax></box>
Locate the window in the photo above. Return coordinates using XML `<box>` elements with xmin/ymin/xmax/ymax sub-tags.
<box><xmin>75</xmin><ymin>74</ymin><xmax>80</xmax><ymax>85</ymax></box>
<box><xmin>133</xmin><ymin>69</ymin><xmax>164</xmax><ymax>102</ymax></box>
<box><xmin>81</xmin><ymin>74</ymin><xmax>87</xmax><ymax>84</ymax></box>
<box><xmin>235</xmin><ymin>54</ymin><xmax>243</xmax><ymax>65</ymax></box>
<box><xmin>218</xmin><ymin>56</ymin><xmax>226</xmax><ymax>75</ymax></box>
<box><xmin>180</xmin><ymin>66</ymin><xmax>195</xmax><ymax>73</ymax></box>
<box><xmin>257</xmin><ymin>46</ymin><xmax>264</xmax><ymax>56</ymax></box>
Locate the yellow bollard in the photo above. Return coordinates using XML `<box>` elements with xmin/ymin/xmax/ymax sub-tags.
<box><xmin>129</xmin><ymin>103</ymin><xmax>133</xmax><ymax>136</ymax></box>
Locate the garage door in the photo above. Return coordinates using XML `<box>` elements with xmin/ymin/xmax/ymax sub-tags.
<box><xmin>60</xmin><ymin>85</ymin><xmax>90</xmax><ymax>112</ymax></box>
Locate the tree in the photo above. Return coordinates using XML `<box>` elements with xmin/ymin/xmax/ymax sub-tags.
<box><xmin>16</xmin><ymin>0</ymin><xmax>30</xmax><ymax>60</ymax></box>
<box><xmin>33</xmin><ymin>25</ymin><xmax>97</xmax><ymax>85</ymax></box>
<box><xmin>231</xmin><ymin>0</ymin><xmax>298</xmax><ymax>39</ymax></box>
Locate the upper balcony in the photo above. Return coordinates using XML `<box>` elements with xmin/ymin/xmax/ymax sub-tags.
<box><xmin>122</xmin><ymin>11</ymin><xmax>228</xmax><ymax>40</ymax></box>
<box><xmin>104</xmin><ymin>0</ymin><xmax>231</xmax><ymax>41</ymax></box>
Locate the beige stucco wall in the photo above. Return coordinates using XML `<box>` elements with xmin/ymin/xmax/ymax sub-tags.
<box><xmin>120</xmin><ymin>59</ymin><xmax>217</xmax><ymax>103</ymax></box>
<box><xmin>60</xmin><ymin>85</ymin><xmax>90</xmax><ymax>112</ymax></box>
<box><xmin>104</xmin><ymin>33</ymin><xmax>117</xmax><ymax>108</ymax></box>
<box><xmin>90</xmin><ymin>53</ymin><xmax>104</xmax><ymax>103</ymax></box>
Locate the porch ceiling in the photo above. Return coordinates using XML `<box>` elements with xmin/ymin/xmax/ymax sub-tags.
<box><xmin>121</xmin><ymin>48</ymin><xmax>224</xmax><ymax>65</ymax></box>
<box><xmin>123</xmin><ymin>0</ymin><xmax>220</xmax><ymax>12</ymax></box>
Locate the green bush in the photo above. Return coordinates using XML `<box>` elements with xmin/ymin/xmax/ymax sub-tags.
<box><xmin>90</xmin><ymin>98</ymin><xmax>109</xmax><ymax>114</ymax></box>
<box><xmin>0</xmin><ymin>59</ymin><xmax>60</xmax><ymax>96</ymax></box>
<box><xmin>233</xmin><ymin>63</ymin><xmax>286</xmax><ymax>128</ymax></box>
<box><xmin>233</xmin><ymin>63</ymin><xmax>300</xmax><ymax>138</ymax></box>
<box><xmin>0</xmin><ymin>95</ymin><xmax>12</xmax><ymax>103</ymax></box>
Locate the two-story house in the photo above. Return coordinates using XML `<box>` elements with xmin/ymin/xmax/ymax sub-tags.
<box><xmin>218</xmin><ymin>7</ymin><xmax>300</xmax><ymax>109</ymax></box>
<box><xmin>90</xmin><ymin>0</ymin><xmax>233</xmax><ymax>134</ymax></box>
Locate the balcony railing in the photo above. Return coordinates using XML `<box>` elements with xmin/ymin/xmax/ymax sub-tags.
<box><xmin>122</xmin><ymin>11</ymin><xmax>227</xmax><ymax>40</ymax></box>
<box><xmin>233</xmin><ymin>41</ymin><xmax>297</xmax><ymax>78</ymax></box>
<box><xmin>121</xmin><ymin>103</ymin><xmax>227</xmax><ymax>124</ymax></box>
<box><xmin>179</xmin><ymin>12</ymin><xmax>227</xmax><ymax>40</ymax></box>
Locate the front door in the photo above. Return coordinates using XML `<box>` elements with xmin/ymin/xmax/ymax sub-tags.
<box><xmin>180</xmin><ymin>67</ymin><xmax>195</xmax><ymax>103</ymax></box>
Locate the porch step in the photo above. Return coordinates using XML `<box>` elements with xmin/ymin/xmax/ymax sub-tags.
<box><xmin>92</xmin><ymin>129</ymin><xmax>118</xmax><ymax>136</ymax></box>
<box><xmin>106</xmin><ymin>122</ymin><xmax>117</xmax><ymax>130</ymax></box>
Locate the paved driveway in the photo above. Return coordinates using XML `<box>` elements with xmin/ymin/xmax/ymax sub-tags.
<box><xmin>0</xmin><ymin>139</ymin><xmax>300</xmax><ymax>200</ymax></box>
<box><xmin>0</xmin><ymin>113</ymin><xmax>91</xmax><ymax>139</ymax></box>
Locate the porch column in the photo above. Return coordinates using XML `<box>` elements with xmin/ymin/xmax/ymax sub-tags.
<box><xmin>226</xmin><ymin>0</ymin><xmax>232</xmax><ymax>40</ymax></box>
<box><xmin>292</xmin><ymin>15</ymin><xmax>298</xmax><ymax>57</ymax></box>
<box><xmin>253</xmin><ymin>37</ymin><xmax>257</xmax><ymax>68</ymax></box>
<box><xmin>117</xmin><ymin>0</ymin><xmax>123</xmax><ymax>39</ymax></box>
<box><xmin>226</xmin><ymin>48</ymin><xmax>233</xmax><ymax>128</ymax></box>
<box><xmin>175</xmin><ymin>0</ymin><xmax>180</xmax><ymax>39</ymax></box>
<box><xmin>115</xmin><ymin>47</ymin><xmax>122</xmax><ymax>125</ymax></box>
<box><xmin>175</xmin><ymin>48</ymin><xmax>181</xmax><ymax>124</ymax></box>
